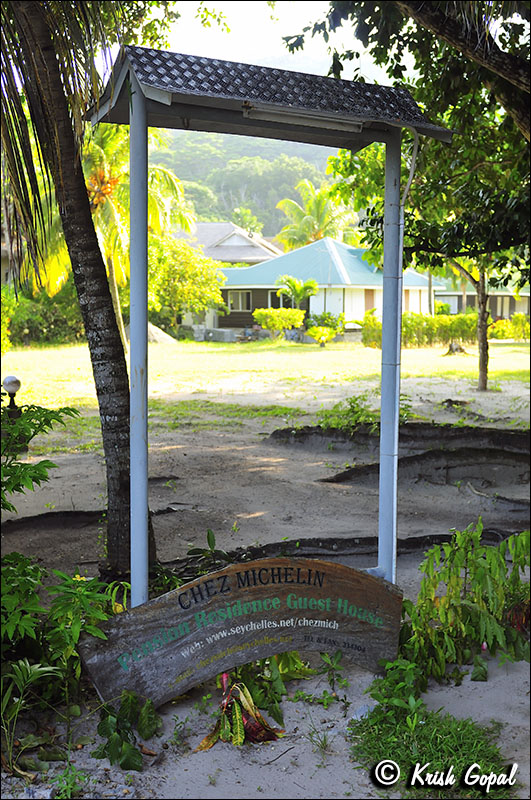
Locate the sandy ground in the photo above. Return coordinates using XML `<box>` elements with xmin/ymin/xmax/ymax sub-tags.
<box><xmin>1</xmin><ymin>374</ymin><xmax>529</xmax><ymax>799</ymax></box>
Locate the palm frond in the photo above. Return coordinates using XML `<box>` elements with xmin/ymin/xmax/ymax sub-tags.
<box><xmin>1</xmin><ymin>0</ymin><xmax>119</xmax><ymax>284</ymax></box>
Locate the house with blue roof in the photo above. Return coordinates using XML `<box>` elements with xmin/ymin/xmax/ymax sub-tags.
<box><xmin>210</xmin><ymin>237</ymin><xmax>443</xmax><ymax>330</ymax></box>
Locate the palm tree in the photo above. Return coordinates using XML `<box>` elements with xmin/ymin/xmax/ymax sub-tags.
<box><xmin>276</xmin><ymin>179</ymin><xmax>358</xmax><ymax>251</ymax></box>
<box><xmin>1</xmin><ymin>1</ymin><xmax>132</xmax><ymax>577</ymax></box>
<box><xmin>30</xmin><ymin>123</ymin><xmax>195</xmax><ymax>353</ymax></box>
<box><xmin>275</xmin><ymin>275</ymin><xmax>318</xmax><ymax>309</ymax></box>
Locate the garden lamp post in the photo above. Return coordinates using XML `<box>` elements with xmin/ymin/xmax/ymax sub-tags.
<box><xmin>2</xmin><ymin>375</ymin><xmax>22</xmax><ymax>415</ymax></box>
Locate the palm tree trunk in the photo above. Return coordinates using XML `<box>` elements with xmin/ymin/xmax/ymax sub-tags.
<box><xmin>17</xmin><ymin>2</ymin><xmax>136</xmax><ymax>577</ymax></box>
<box><xmin>477</xmin><ymin>269</ymin><xmax>490</xmax><ymax>391</ymax></box>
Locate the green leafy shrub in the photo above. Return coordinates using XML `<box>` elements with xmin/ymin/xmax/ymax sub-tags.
<box><xmin>488</xmin><ymin>318</ymin><xmax>513</xmax><ymax>339</ymax></box>
<box><xmin>435</xmin><ymin>300</ymin><xmax>451</xmax><ymax>314</ymax></box>
<box><xmin>1</xmin><ymin>285</ymin><xmax>16</xmax><ymax>353</ymax></box>
<box><xmin>7</xmin><ymin>278</ymin><xmax>84</xmax><ymax>346</ymax></box>
<box><xmin>510</xmin><ymin>312</ymin><xmax>530</xmax><ymax>341</ymax></box>
<box><xmin>1</xmin><ymin>398</ymin><xmax>79</xmax><ymax>513</ymax></box>
<box><xmin>359</xmin><ymin>308</ymin><xmax>382</xmax><ymax>347</ymax></box>
<box><xmin>252</xmin><ymin>307</ymin><xmax>305</xmax><ymax>338</ymax></box>
<box><xmin>360</xmin><ymin>309</ymin><xmax>481</xmax><ymax>348</ymax></box>
<box><xmin>306</xmin><ymin>325</ymin><xmax>337</xmax><ymax>346</ymax></box>
<box><xmin>401</xmin><ymin>520</ymin><xmax>530</xmax><ymax>689</ymax></box>
<box><xmin>91</xmin><ymin>690</ymin><xmax>162</xmax><ymax>771</ymax></box>
<box><xmin>1</xmin><ymin>553</ymin><xmax>47</xmax><ymax>662</ymax></box>
<box><xmin>306</xmin><ymin>311</ymin><xmax>345</xmax><ymax>333</ymax></box>
<box><xmin>1</xmin><ymin>551</ymin><xmax>129</xmax><ymax>702</ymax></box>
<box><xmin>317</xmin><ymin>391</ymin><xmax>413</xmax><ymax>435</ymax></box>
<box><xmin>347</xmin><ymin>520</ymin><xmax>529</xmax><ymax>798</ymax></box>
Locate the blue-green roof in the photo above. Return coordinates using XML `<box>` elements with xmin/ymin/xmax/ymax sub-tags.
<box><xmin>220</xmin><ymin>238</ymin><xmax>443</xmax><ymax>289</ymax></box>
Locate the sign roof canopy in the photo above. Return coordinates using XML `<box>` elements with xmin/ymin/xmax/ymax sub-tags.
<box><xmin>91</xmin><ymin>45</ymin><xmax>452</xmax><ymax>150</ymax></box>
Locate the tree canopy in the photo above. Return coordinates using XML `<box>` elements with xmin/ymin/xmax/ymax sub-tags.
<box><xmin>287</xmin><ymin>0</ymin><xmax>529</xmax><ymax>389</ymax></box>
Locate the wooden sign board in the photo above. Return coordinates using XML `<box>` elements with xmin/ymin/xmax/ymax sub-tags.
<box><xmin>78</xmin><ymin>558</ymin><xmax>403</xmax><ymax>708</ymax></box>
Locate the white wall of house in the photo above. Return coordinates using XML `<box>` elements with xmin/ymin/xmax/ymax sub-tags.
<box><xmin>310</xmin><ymin>287</ymin><xmax>385</xmax><ymax>327</ymax></box>
<box><xmin>403</xmin><ymin>288</ymin><xmax>430</xmax><ymax>314</ymax></box>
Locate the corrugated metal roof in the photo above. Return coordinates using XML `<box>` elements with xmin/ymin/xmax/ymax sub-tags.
<box><xmin>221</xmin><ymin>238</ymin><xmax>444</xmax><ymax>288</ymax></box>
<box><xmin>93</xmin><ymin>46</ymin><xmax>452</xmax><ymax>146</ymax></box>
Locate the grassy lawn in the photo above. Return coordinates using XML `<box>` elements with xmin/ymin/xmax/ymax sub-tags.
<box><xmin>2</xmin><ymin>339</ymin><xmax>529</xmax><ymax>409</ymax></box>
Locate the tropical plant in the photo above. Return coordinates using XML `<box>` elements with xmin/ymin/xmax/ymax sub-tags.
<box><xmin>400</xmin><ymin>520</ymin><xmax>530</xmax><ymax>688</ymax></box>
<box><xmin>83</xmin><ymin>123</ymin><xmax>195</xmax><ymax>349</ymax></box>
<box><xmin>1</xmin><ymin>1</ymin><xmax>132</xmax><ymax>578</ymax></box>
<box><xmin>1</xmin><ymin>285</ymin><xmax>16</xmax><ymax>353</ymax></box>
<box><xmin>306</xmin><ymin>325</ymin><xmax>337</xmax><ymax>347</ymax></box>
<box><xmin>275</xmin><ymin>274</ymin><xmax>319</xmax><ymax>309</ymax></box>
<box><xmin>1</xmin><ymin>398</ymin><xmax>79</xmax><ymax>513</ymax></box>
<box><xmin>306</xmin><ymin>311</ymin><xmax>346</xmax><ymax>333</ymax></box>
<box><xmin>289</xmin><ymin>2</ymin><xmax>529</xmax><ymax>141</ymax></box>
<box><xmin>1</xmin><ymin>1</ymin><xmax>220</xmax><ymax>579</ymax></box>
<box><xmin>91</xmin><ymin>690</ymin><xmax>162</xmax><ymax>772</ymax></box>
<box><xmin>195</xmin><ymin>672</ymin><xmax>284</xmax><ymax>750</ymax></box>
<box><xmin>252</xmin><ymin>307</ymin><xmax>306</xmax><ymax>338</ymax></box>
<box><xmin>276</xmin><ymin>179</ymin><xmax>358</xmax><ymax>250</ymax></box>
<box><xmin>1</xmin><ymin>659</ymin><xmax>62</xmax><ymax>776</ymax></box>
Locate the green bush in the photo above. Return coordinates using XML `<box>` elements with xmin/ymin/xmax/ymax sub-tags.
<box><xmin>7</xmin><ymin>278</ymin><xmax>84</xmax><ymax>345</ymax></box>
<box><xmin>359</xmin><ymin>309</ymin><xmax>481</xmax><ymax>348</ymax></box>
<box><xmin>1</xmin><ymin>398</ymin><xmax>79</xmax><ymax>513</ymax></box>
<box><xmin>1</xmin><ymin>285</ymin><xmax>16</xmax><ymax>353</ymax></box>
<box><xmin>488</xmin><ymin>318</ymin><xmax>513</xmax><ymax>339</ymax></box>
<box><xmin>435</xmin><ymin>300</ymin><xmax>451</xmax><ymax>314</ymax></box>
<box><xmin>252</xmin><ymin>307</ymin><xmax>305</xmax><ymax>338</ymax></box>
<box><xmin>359</xmin><ymin>309</ymin><xmax>382</xmax><ymax>347</ymax></box>
<box><xmin>305</xmin><ymin>325</ymin><xmax>337</xmax><ymax>346</ymax></box>
<box><xmin>511</xmin><ymin>312</ymin><xmax>530</xmax><ymax>341</ymax></box>
<box><xmin>305</xmin><ymin>311</ymin><xmax>345</xmax><ymax>334</ymax></box>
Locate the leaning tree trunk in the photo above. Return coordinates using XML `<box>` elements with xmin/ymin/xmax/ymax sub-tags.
<box><xmin>16</xmin><ymin>2</ymin><xmax>137</xmax><ymax>577</ymax></box>
<box><xmin>476</xmin><ymin>269</ymin><xmax>490</xmax><ymax>391</ymax></box>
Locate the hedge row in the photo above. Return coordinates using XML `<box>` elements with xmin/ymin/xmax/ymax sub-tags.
<box><xmin>360</xmin><ymin>309</ymin><xmax>530</xmax><ymax>348</ymax></box>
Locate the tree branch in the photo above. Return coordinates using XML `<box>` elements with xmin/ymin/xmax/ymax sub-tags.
<box><xmin>395</xmin><ymin>1</ymin><xmax>530</xmax><ymax>94</ymax></box>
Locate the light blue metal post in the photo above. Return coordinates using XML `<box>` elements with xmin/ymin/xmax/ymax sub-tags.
<box><xmin>378</xmin><ymin>128</ymin><xmax>402</xmax><ymax>584</ymax></box>
<box><xmin>129</xmin><ymin>71</ymin><xmax>149</xmax><ymax>607</ymax></box>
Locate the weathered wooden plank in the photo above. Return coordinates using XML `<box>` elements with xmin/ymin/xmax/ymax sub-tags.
<box><xmin>78</xmin><ymin>558</ymin><xmax>403</xmax><ymax>708</ymax></box>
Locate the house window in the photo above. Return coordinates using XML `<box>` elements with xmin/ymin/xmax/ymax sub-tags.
<box><xmin>268</xmin><ymin>290</ymin><xmax>293</xmax><ymax>309</ymax></box>
<box><xmin>228</xmin><ymin>291</ymin><xmax>251</xmax><ymax>311</ymax></box>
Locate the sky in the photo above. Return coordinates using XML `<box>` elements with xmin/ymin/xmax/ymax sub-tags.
<box><xmin>165</xmin><ymin>1</ymin><xmax>390</xmax><ymax>83</ymax></box>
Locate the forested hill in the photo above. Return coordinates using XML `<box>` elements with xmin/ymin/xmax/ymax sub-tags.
<box><xmin>150</xmin><ymin>129</ymin><xmax>338</xmax><ymax>236</ymax></box>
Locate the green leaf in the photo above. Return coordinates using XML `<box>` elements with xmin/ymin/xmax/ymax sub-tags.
<box><xmin>119</xmin><ymin>690</ymin><xmax>140</xmax><ymax>726</ymax></box>
<box><xmin>119</xmin><ymin>741</ymin><xmax>143</xmax><ymax>771</ymax></box>
<box><xmin>37</xmin><ymin>746</ymin><xmax>67</xmax><ymax>762</ymax></box>
<box><xmin>471</xmin><ymin>655</ymin><xmax>488</xmax><ymax>682</ymax></box>
<box><xmin>231</xmin><ymin>702</ymin><xmax>245</xmax><ymax>746</ymax></box>
<box><xmin>17</xmin><ymin>733</ymin><xmax>50</xmax><ymax>749</ymax></box>
<box><xmin>207</xmin><ymin>528</ymin><xmax>216</xmax><ymax>551</ymax></box>
<box><xmin>74</xmin><ymin>735</ymin><xmax>94</xmax><ymax>746</ymax></box>
<box><xmin>97</xmin><ymin>713</ymin><xmax>118</xmax><ymax>738</ymax></box>
<box><xmin>220</xmin><ymin>711</ymin><xmax>232</xmax><ymax>742</ymax></box>
<box><xmin>90</xmin><ymin>742</ymin><xmax>108</xmax><ymax>759</ymax></box>
<box><xmin>137</xmin><ymin>699</ymin><xmax>162</xmax><ymax>740</ymax></box>
<box><xmin>107</xmin><ymin>731</ymin><xmax>124</xmax><ymax>765</ymax></box>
